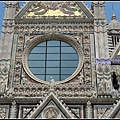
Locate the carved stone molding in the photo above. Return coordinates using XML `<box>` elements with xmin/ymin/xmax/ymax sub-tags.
<box><xmin>22</xmin><ymin>33</ymin><xmax>84</xmax><ymax>84</ymax></box>
<box><xmin>10</xmin><ymin>101</ymin><xmax>17</xmax><ymax>118</ymax></box>
<box><xmin>86</xmin><ymin>101</ymin><xmax>92</xmax><ymax>118</ymax></box>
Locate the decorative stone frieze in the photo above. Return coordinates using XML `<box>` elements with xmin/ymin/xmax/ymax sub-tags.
<box><xmin>0</xmin><ymin>105</ymin><xmax>9</xmax><ymax>119</ymax></box>
<box><xmin>14</xmin><ymin>24</ymin><xmax>94</xmax><ymax>34</ymax></box>
<box><xmin>0</xmin><ymin>60</ymin><xmax>10</xmax><ymax>95</ymax></box>
<box><xmin>93</xmin><ymin>102</ymin><xmax>120</xmax><ymax>119</ymax></box>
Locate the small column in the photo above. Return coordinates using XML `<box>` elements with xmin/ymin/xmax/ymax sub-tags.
<box><xmin>86</xmin><ymin>101</ymin><xmax>92</xmax><ymax>118</ymax></box>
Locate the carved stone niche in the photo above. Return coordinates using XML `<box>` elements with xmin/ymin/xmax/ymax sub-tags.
<box><xmin>84</xmin><ymin>73</ymin><xmax>91</xmax><ymax>85</ymax></box>
<box><xmin>0</xmin><ymin>62</ymin><xmax>9</xmax><ymax>76</ymax></box>
<box><xmin>83</xmin><ymin>35</ymin><xmax>90</xmax><ymax>44</ymax></box>
<box><xmin>0</xmin><ymin>77</ymin><xmax>8</xmax><ymax>95</ymax></box>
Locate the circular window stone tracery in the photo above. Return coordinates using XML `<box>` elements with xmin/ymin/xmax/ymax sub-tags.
<box><xmin>22</xmin><ymin>34</ymin><xmax>84</xmax><ymax>84</ymax></box>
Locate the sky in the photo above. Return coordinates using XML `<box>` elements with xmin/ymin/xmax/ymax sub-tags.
<box><xmin>0</xmin><ymin>1</ymin><xmax>120</xmax><ymax>32</ymax></box>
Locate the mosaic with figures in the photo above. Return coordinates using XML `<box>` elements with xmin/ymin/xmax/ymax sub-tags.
<box><xmin>22</xmin><ymin>2</ymin><xmax>87</xmax><ymax>18</ymax></box>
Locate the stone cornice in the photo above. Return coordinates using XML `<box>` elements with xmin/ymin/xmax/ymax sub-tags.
<box><xmin>107</xmin><ymin>100</ymin><xmax>120</xmax><ymax>118</ymax></box>
<box><xmin>0</xmin><ymin>97</ymin><xmax>118</xmax><ymax>104</ymax></box>
<box><xmin>15</xmin><ymin>17</ymin><xmax>94</xmax><ymax>24</ymax></box>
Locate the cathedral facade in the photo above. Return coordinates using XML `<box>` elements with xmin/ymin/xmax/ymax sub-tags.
<box><xmin>0</xmin><ymin>1</ymin><xmax>119</xmax><ymax>119</ymax></box>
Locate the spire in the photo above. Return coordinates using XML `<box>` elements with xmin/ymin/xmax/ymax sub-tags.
<box><xmin>108</xmin><ymin>2</ymin><xmax>120</xmax><ymax>31</ymax></box>
<box><xmin>4</xmin><ymin>1</ymin><xmax>19</xmax><ymax>19</ymax></box>
<box><xmin>108</xmin><ymin>12</ymin><xmax>120</xmax><ymax>30</ymax></box>
<box><xmin>91</xmin><ymin>1</ymin><xmax>106</xmax><ymax>19</ymax></box>
<box><xmin>111</xmin><ymin>12</ymin><xmax>118</xmax><ymax>20</ymax></box>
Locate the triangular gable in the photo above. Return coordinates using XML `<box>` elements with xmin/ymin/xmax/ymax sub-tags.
<box><xmin>15</xmin><ymin>1</ymin><xmax>93</xmax><ymax>21</ymax></box>
<box><xmin>107</xmin><ymin>100</ymin><xmax>120</xmax><ymax>118</ymax></box>
<box><xmin>111</xmin><ymin>42</ymin><xmax>120</xmax><ymax>64</ymax></box>
<box><xmin>28</xmin><ymin>92</ymin><xmax>73</xmax><ymax>118</ymax></box>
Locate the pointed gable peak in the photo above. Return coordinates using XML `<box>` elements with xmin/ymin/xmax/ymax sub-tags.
<box><xmin>15</xmin><ymin>1</ymin><xmax>94</xmax><ymax>23</ymax></box>
<box><xmin>28</xmin><ymin>92</ymin><xmax>74</xmax><ymax>118</ymax></box>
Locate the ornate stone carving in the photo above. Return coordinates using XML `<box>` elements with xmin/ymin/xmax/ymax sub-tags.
<box><xmin>0</xmin><ymin>107</ymin><xmax>6</xmax><ymax>119</ymax></box>
<box><xmin>98</xmin><ymin>78</ymin><xmax>107</xmax><ymax>94</ymax></box>
<box><xmin>21</xmin><ymin>75</ymin><xmax>27</xmax><ymax>85</ymax></box>
<box><xmin>97</xmin><ymin>78</ymin><xmax>112</xmax><ymax>95</ymax></box>
<box><xmin>95</xmin><ymin>59</ymin><xmax>113</xmax><ymax>96</ymax></box>
<box><xmin>0</xmin><ymin>77</ymin><xmax>7</xmax><ymax>94</ymax></box>
<box><xmin>0</xmin><ymin>105</ymin><xmax>9</xmax><ymax>119</ymax></box>
<box><xmin>42</xmin><ymin>106</ymin><xmax>61</xmax><ymax>119</ymax></box>
<box><xmin>22</xmin><ymin>34</ymin><xmax>84</xmax><ymax>85</ymax></box>
<box><xmin>77</xmin><ymin>73</ymin><xmax>84</xmax><ymax>85</ymax></box>
<box><xmin>10</xmin><ymin>101</ymin><xmax>17</xmax><ymax>118</ymax></box>
<box><xmin>94</xmin><ymin>105</ymin><xmax>113</xmax><ymax>119</ymax></box>
<box><xmin>49</xmin><ymin>77</ymin><xmax>55</xmax><ymax>91</ymax></box>
<box><xmin>86</xmin><ymin>101</ymin><xmax>92</xmax><ymax>118</ymax></box>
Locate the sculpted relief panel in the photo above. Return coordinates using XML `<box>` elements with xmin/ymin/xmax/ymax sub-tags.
<box><xmin>8</xmin><ymin>21</ymin><xmax>94</xmax><ymax>98</ymax></box>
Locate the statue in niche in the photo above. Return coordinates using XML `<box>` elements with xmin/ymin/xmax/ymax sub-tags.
<box><xmin>84</xmin><ymin>48</ymin><xmax>89</xmax><ymax>56</ymax></box>
<box><xmin>85</xmin><ymin>61</ymin><xmax>90</xmax><ymax>69</ymax></box>
<box><xmin>52</xmin><ymin>26</ymin><xmax>56</xmax><ymax>31</ymax></box>
<box><xmin>55</xmin><ymin>89</ymin><xmax>60</xmax><ymax>97</ymax></box>
<box><xmin>50</xmin><ymin>77</ymin><xmax>55</xmax><ymax>90</ymax></box>
<box><xmin>86</xmin><ymin>89</ymin><xmax>92</xmax><ymax>97</ymax></box>
<box><xmin>106</xmin><ymin>80</ymin><xmax>112</xmax><ymax>94</ymax></box>
<box><xmin>80</xmin><ymin>89</ymin><xmax>85</xmax><ymax>97</ymax></box>
<box><xmin>67</xmin><ymin>89</ymin><xmax>73</xmax><ymax>97</ymax></box>
<box><xmin>25</xmin><ymin>89</ymin><xmax>31</xmax><ymax>97</ymax></box>
<box><xmin>77</xmin><ymin>73</ymin><xmax>84</xmax><ymax>85</ymax></box>
<box><xmin>74</xmin><ymin>89</ymin><xmax>79</xmax><ymax>97</ymax></box>
<box><xmin>61</xmin><ymin>89</ymin><xmax>66</xmax><ymax>97</ymax></box>
<box><xmin>98</xmin><ymin>79</ymin><xmax>107</xmax><ymax>94</ymax></box>
<box><xmin>17</xmin><ymin>49</ymin><xmax>22</xmax><ymax>57</ymax></box>
<box><xmin>21</xmin><ymin>75</ymin><xmax>27</xmax><ymax>85</ymax></box>
<box><xmin>0</xmin><ymin>78</ymin><xmax>7</xmax><ymax>93</ymax></box>
<box><xmin>85</xmin><ymin>75</ymin><xmax>91</xmax><ymax>85</ymax></box>
<box><xmin>68</xmin><ymin>26</ymin><xmax>72</xmax><ymax>31</ymax></box>
<box><xmin>84</xmin><ymin>36</ymin><xmax>89</xmax><ymax>43</ymax></box>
